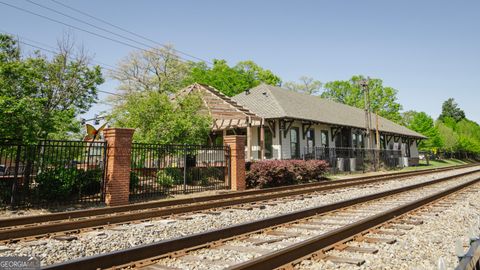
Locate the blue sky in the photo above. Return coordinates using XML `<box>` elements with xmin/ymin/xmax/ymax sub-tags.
<box><xmin>1</xmin><ymin>0</ymin><xmax>479</xmax><ymax>123</ymax></box>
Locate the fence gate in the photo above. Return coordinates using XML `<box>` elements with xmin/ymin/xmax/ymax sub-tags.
<box><xmin>130</xmin><ymin>143</ymin><xmax>231</xmax><ymax>201</ymax></box>
<box><xmin>0</xmin><ymin>139</ymin><xmax>107</xmax><ymax>208</ymax></box>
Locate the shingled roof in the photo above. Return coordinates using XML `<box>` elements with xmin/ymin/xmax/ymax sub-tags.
<box><xmin>232</xmin><ymin>84</ymin><xmax>426</xmax><ymax>139</ymax></box>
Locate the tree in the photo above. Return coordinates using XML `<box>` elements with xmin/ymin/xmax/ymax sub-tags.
<box><xmin>108</xmin><ymin>91</ymin><xmax>211</xmax><ymax>144</ymax></box>
<box><xmin>404</xmin><ymin>111</ymin><xmax>442</xmax><ymax>150</ymax></box>
<box><xmin>184</xmin><ymin>59</ymin><xmax>281</xmax><ymax>97</ymax></box>
<box><xmin>0</xmin><ymin>34</ymin><xmax>103</xmax><ymax>142</ymax></box>
<box><xmin>321</xmin><ymin>75</ymin><xmax>403</xmax><ymax>123</ymax></box>
<box><xmin>439</xmin><ymin>98</ymin><xmax>465</xmax><ymax>122</ymax></box>
<box><xmin>234</xmin><ymin>61</ymin><xmax>281</xmax><ymax>86</ymax></box>
<box><xmin>283</xmin><ymin>76</ymin><xmax>322</xmax><ymax>95</ymax></box>
<box><xmin>111</xmin><ymin>45</ymin><xmax>190</xmax><ymax>95</ymax></box>
<box><xmin>436</xmin><ymin>121</ymin><xmax>458</xmax><ymax>152</ymax></box>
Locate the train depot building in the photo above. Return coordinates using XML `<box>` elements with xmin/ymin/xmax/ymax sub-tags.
<box><xmin>180</xmin><ymin>83</ymin><xmax>426</xmax><ymax>171</ymax></box>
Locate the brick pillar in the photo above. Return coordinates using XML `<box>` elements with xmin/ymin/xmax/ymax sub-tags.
<box><xmin>224</xmin><ymin>135</ymin><xmax>246</xmax><ymax>191</ymax></box>
<box><xmin>103</xmin><ymin>128</ymin><xmax>135</xmax><ymax>206</ymax></box>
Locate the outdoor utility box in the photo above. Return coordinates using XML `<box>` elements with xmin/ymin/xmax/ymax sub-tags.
<box><xmin>348</xmin><ymin>158</ymin><xmax>356</xmax><ymax>172</ymax></box>
<box><xmin>402</xmin><ymin>157</ymin><xmax>409</xmax><ymax>167</ymax></box>
<box><xmin>336</xmin><ymin>158</ymin><xmax>345</xmax><ymax>172</ymax></box>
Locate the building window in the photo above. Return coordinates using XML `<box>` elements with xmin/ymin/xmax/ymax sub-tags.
<box><xmin>257</xmin><ymin>127</ymin><xmax>273</xmax><ymax>159</ymax></box>
<box><xmin>405</xmin><ymin>139</ymin><xmax>411</xmax><ymax>157</ymax></box>
<box><xmin>306</xmin><ymin>129</ymin><xmax>315</xmax><ymax>153</ymax></box>
<box><xmin>380</xmin><ymin>135</ymin><xmax>386</xmax><ymax>149</ymax></box>
<box><xmin>352</xmin><ymin>133</ymin><xmax>364</xmax><ymax>148</ymax></box>
<box><xmin>321</xmin><ymin>130</ymin><xmax>329</xmax><ymax>148</ymax></box>
<box><xmin>290</xmin><ymin>127</ymin><xmax>300</xmax><ymax>159</ymax></box>
<box><xmin>335</xmin><ymin>128</ymin><xmax>351</xmax><ymax>148</ymax></box>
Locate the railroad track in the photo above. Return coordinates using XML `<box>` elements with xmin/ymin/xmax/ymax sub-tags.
<box><xmin>0</xmin><ymin>164</ymin><xmax>477</xmax><ymax>243</ymax></box>
<box><xmin>41</xmin><ymin>166</ymin><xmax>480</xmax><ymax>270</ymax></box>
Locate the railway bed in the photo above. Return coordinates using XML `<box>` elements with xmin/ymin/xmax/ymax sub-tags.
<box><xmin>37</xmin><ymin>166</ymin><xmax>480</xmax><ymax>270</ymax></box>
<box><xmin>0</xmin><ymin>164</ymin><xmax>477</xmax><ymax>244</ymax></box>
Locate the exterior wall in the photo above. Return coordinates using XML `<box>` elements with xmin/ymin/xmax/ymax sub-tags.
<box><xmin>272</xmin><ymin>120</ymin><xmax>282</xmax><ymax>159</ymax></box>
<box><xmin>251</xmin><ymin>127</ymin><xmax>260</xmax><ymax>160</ymax></box>
<box><xmin>280</xmin><ymin>122</ymin><xmax>291</xmax><ymax>159</ymax></box>
<box><xmin>410</xmin><ymin>140</ymin><xmax>419</xmax><ymax>158</ymax></box>
<box><xmin>246</xmin><ymin>119</ymin><xmax>420</xmax><ymax>161</ymax></box>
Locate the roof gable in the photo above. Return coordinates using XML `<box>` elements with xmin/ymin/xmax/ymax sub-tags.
<box><xmin>177</xmin><ymin>83</ymin><xmax>261</xmax><ymax>130</ymax></box>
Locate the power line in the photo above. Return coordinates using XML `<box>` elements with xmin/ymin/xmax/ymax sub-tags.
<box><xmin>49</xmin><ymin>0</ymin><xmax>213</xmax><ymax>65</ymax></box>
<box><xmin>0</xmin><ymin>1</ymin><xmax>196</xmax><ymax>65</ymax></box>
<box><xmin>0</xmin><ymin>31</ymin><xmax>122</xmax><ymax>97</ymax></box>
<box><xmin>14</xmin><ymin>40</ymin><xmax>122</xmax><ymax>97</ymax></box>
<box><xmin>0</xmin><ymin>29</ymin><xmax>118</xmax><ymax>70</ymax></box>
<box><xmin>98</xmin><ymin>90</ymin><xmax>122</xmax><ymax>97</ymax></box>
<box><xmin>25</xmin><ymin>0</ymin><xmax>210</xmax><ymax>65</ymax></box>
<box><xmin>11</xmin><ymin>40</ymin><xmax>122</xmax><ymax>97</ymax></box>
<box><xmin>0</xmin><ymin>28</ymin><xmax>57</xmax><ymax>51</ymax></box>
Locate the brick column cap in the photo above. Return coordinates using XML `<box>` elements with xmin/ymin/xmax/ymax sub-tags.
<box><xmin>224</xmin><ymin>135</ymin><xmax>246</xmax><ymax>139</ymax></box>
<box><xmin>104</xmin><ymin>128</ymin><xmax>135</xmax><ymax>136</ymax></box>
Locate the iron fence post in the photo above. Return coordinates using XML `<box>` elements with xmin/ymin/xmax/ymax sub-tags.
<box><xmin>183</xmin><ymin>144</ymin><xmax>187</xmax><ymax>194</ymax></box>
<box><xmin>227</xmin><ymin>146</ymin><xmax>231</xmax><ymax>189</ymax></box>
<box><xmin>9</xmin><ymin>144</ymin><xmax>22</xmax><ymax>208</ymax></box>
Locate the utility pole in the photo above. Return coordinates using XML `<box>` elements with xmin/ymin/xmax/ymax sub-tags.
<box><xmin>359</xmin><ymin>79</ymin><xmax>371</xmax><ymax>149</ymax></box>
<box><xmin>359</xmin><ymin>78</ymin><xmax>376</xmax><ymax>171</ymax></box>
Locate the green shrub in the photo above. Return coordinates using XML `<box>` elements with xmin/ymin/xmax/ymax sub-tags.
<box><xmin>156</xmin><ymin>173</ymin><xmax>174</xmax><ymax>188</ymax></box>
<box><xmin>36</xmin><ymin>167</ymin><xmax>79</xmax><ymax>201</ymax></box>
<box><xmin>0</xmin><ymin>180</ymin><xmax>12</xmax><ymax>205</ymax></box>
<box><xmin>130</xmin><ymin>171</ymin><xmax>140</xmax><ymax>190</ymax></box>
<box><xmin>164</xmin><ymin>168</ymin><xmax>182</xmax><ymax>183</ymax></box>
<box><xmin>36</xmin><ymin>167</ymin><xmax>104</xmax><ymax>201</ymax></box>
<box><xmin>76</xmin><ymin>169</ymin><xmax>102</xmax><ymax>195</ymax></box>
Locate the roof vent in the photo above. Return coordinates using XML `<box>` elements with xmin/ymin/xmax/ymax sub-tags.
<box><xmin>245</xmin><ymin>89</ymin><xmax>250</xmax><ymax>95</ymax></box>
<box><xmin>262</xmin><ymin>92</ymin><xmax>268</xmax><ymax>97</ymax></box>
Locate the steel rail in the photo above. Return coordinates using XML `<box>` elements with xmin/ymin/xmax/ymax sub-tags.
<box><xmin>456</xmin><ymin>239</ymin><xmax>480</xmax><ymax>270</ymax></box>
<box><xmin>42</xmin><ymin>168</ymin><xmax>480</xmax><ymax>270</ymax></box>
<box><xmin>1</xmin><ymin>165</ymin><xmax>477</xmax><ymax>242</ymax></box>
<box><xmin>1</xmin><ymin>163</ymin><xmax>472</xmax><ymax>229</ymax></box>
<box><xmin>228</xmin><ymin>178</ymin><xmax>480</xmax><ymax>270</ymax></box>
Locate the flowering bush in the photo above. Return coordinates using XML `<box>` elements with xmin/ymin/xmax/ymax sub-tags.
<box><xmin>246</xmin><ymin>160</ymin><xmax>329</xmax><ymax>188</ymax></box>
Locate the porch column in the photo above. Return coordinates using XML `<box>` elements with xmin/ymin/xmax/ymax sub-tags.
<box><xmin>260</xmin><ymin>124</ymin><xmax>265</xmax><ymax>160</ymax></box>
<box><xmin>246</xmin><ymin>125</ymin><xmax>252</xmax><ymax>160</ymax></box>
<box><xmin>103</xmin><ymin>128</ymin><xmax>135</xmax><ymax>206</ymax></box>
<box><xmin>224</xmin><ymin>135</ymin><xmax>246</xmax><ymax>191</ymax></box>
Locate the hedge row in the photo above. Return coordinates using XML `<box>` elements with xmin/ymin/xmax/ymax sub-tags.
<box><xmin>246</xmin><ymin>160</ymin><xmax>329</xmax><ymax>188</ymax></box>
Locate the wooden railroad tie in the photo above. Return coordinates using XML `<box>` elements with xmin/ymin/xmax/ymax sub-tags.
<box><xmin>334</xmin><ymin>243</ymin><xmax>378</xmax><ymax>254</ymax></box>
<box><xmin>180</xmin><ymin>255</ymin><xmax>235</xmax><ymax>266</ymax></box>
<box><xmin>244</xmin><ymin>236</ymin><xmax>291</xmax><ymax>246</ymax></box>
<box><xmin>213</xmin><ymin>244</ymin><xmax>272</xmax><ymax>255</ymax></box>
<box><xmin>355</xmin><ymin>235</ymin><xmax>396</xmax><ymax>244</ymax></box>
<box><xmin>325</xmin><ymin>255</ymin><xmax>365</xmax><ymax>266</ymax></box>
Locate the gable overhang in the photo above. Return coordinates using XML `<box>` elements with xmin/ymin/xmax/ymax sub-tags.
<box><xmin>178</xmin><ymin>83</ymin><xmax>263</xmax><ymax>131</ymax></box>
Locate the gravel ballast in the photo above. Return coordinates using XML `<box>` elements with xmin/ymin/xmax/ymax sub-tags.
<box><xmin>2</xmin><ymin>167</ymin><xmax>479</xmax><ymax>266</ymax></box>
<box><xmin>299</xmin><ymin>183</ymin><xmax>480</xmax><ymax>270</ymax></box>
<box><xmin>153</xmin><ymin>177</ymin><xmax>480</xmax><ymax>270</ymax></box>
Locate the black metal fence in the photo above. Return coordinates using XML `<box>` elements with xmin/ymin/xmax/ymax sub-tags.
<box><xmin>0</xmin><ymin>139</ymin><xmax>107</xmax><ymax>208</ymax></box>
<box><xmin>304</xmin><ymin>147</ymin><xmax>403</xmax><ymax>172</ymax></box>
<box><xmin>421</xmin><ymin>150</ymin><xmax>480</xmax><ymax>161</ymax></box>
<box><xmin>130</xmin><ymin>143</ymin><xmax>230</xmax><ymax>201</ymax></box>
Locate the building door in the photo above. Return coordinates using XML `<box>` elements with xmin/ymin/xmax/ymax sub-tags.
<box><xmin>321</xmin><ymin>130</ymin><xmax>329</xmax><ymax>148</ymax></box>
<box><xmin>258</xmin><ymin>127</ymin><xmax>273</xmax><ymax>159</ymax></box>
<box><xmin>306</xmin><ymin>129</ymin><xmax>315</xmax><ymax>154</ymax></box>
<box><xmin>290</xmin><ymin>127</ymin><xmax>300</xmax><ymax>159</ymax></box>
